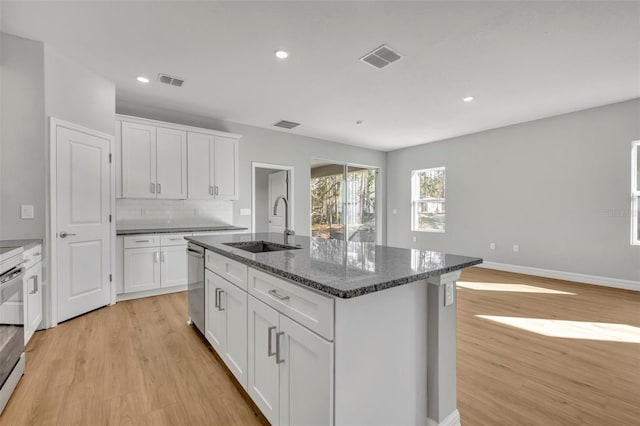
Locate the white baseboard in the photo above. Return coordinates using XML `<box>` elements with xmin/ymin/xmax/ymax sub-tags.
<box><xmin>116</xmin><ymin>284</ymin><xmax>187</xmax><ymax>302</ymax></box>
<box><xmin>477</xmin><ymin>262</ymin><xmax>640</xmax><ymax>292</ymax></box>
<box><xmin>427</xmin><ymin>409</ymin><xmax>461</xmax><ymax>426</ymax></box>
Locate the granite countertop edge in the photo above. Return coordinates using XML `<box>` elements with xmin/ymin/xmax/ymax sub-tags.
<box><xmin>0</xmin><ymin>239</ymin><xmax>43</xmax><ymax>250</ymax></box>
<box><xmin>186</xmin><ymin>237</ymin><xmax>483</xmax><ymax>299</ymax></box>
<box><xmin>116</xmin><ymin>226</ymin><xmax>248</xmax><ymax>236</ymax></box>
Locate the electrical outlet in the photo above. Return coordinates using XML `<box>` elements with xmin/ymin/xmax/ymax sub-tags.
<box><xmin>490</xmin><ymin>242</ymin><xmax>496</xmax><ymax>250</ymax></box>
<box><xmin>513</xmin><ymin>244</ymin><xmax>519</xmax><ymax>253</ymax></box>
<box><xmin>444</xmin><ymin>282</ymin><xmax>454</xmax><ymax>306</ymax></box>
<box><xmin>240</xmin><ymin>208</ymin><xmax>251</xmax><ymax>216</ymax></box>
<box><xmin>412</xmin><ymin>236</ymin><xmax>417</xmax><ymax>243</ymax></box>
<box><xmin>20</xmin><ymin>205</ymin><xmax>34</xmax><ymax>219</ymax></box>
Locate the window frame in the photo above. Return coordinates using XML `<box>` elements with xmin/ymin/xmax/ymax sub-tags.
<box><xmin>411</xmin><ymin>166</ymin><xmax>446</xmax><ymax>233</ymax></box>
<box><xmin>632</xmin><ymin>141</ymin><xmax>639</xmax><ymax>245</ymax></box>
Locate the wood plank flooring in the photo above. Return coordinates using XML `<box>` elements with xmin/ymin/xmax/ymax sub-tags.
<box><xmin>0</xmin><ymin>292</ymin><xmax>266</xmax><ymax>426</ymax></box>
<box><xmin>0</xmin><ymin>268</ymin><xmax>638</xmax><ymax>425</ymax></box>
<box><xmin>457</xmin><ymin>267</ymin><xmax>640</xmax><ymax>426</ymax></box>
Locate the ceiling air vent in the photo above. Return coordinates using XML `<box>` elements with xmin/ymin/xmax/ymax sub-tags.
<box><xmin>360</xmin><ymin>44</ymin><xmax>403</xmax><ymax>69</ymax></box>
<box><xmin>157</xmin><ymin>73</ymin><xmax>184</xmax><ymax>87</ymax></box>
<box><xmin>273</xmin><ymin>120</ymin><xmax>300</xmax><ymax>129</ymax></box>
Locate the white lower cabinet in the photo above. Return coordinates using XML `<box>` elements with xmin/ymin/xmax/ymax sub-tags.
<box><xmin>247</xmin><ymin>295</ymin><xmax>333</xmax><ymax>426</ymax></box>
<box><xmin>23</xmin><ymin>245</ymin><xmax>43</xmax><ymax>344</ymax></box>
<box><xmin>122</xmin><ymin>234</ymin><xmax>188</xmax><ymax>294</ymax></box>
<box><xmin>205</xmin><ymin>270</ymin><xmax>248</xmax><ymax>388</ymax></box>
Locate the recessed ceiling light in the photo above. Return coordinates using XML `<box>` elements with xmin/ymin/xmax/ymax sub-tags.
<box><xmin>137</xmin><ymin>76</ymin><xmax>150</xmax><ymax>83</ymax></box>
<box><xmin>274</xmin><ymin>50</ymin><xmax>289</xmax><ymax>59</ymax></box>
<box><xmin>463</xmin><ymin>96</ymin><xmax>475</xmax><ymax>102</ymax></box>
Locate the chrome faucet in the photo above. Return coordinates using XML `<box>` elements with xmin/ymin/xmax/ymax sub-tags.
<box><xmin>273</xmin><ymin>195</ymin><xmax>295</xmax><ymax>244</ymax></box>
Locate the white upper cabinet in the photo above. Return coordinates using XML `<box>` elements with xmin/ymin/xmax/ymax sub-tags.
<box><xmin>187</xmin><ymin>132</ymin><xmax>239</xmax><ymax>200</ymax></box>
<box><xmin>213</xmin><ymin>136</ymin><xmax>239</xmax><ymax>200</ymax></box>
<box><xmin>156</xmin><ymin>127</ymin><xmax>187</xmax><ymax>199</ymax></box>
<box><xmin>122</xmin><ymin>122</ymin><xmax>156</xmax><ymax>199</ymax></box>
<box><xmin>187</xmin><ymin>132</ymin><xmax>214</xmax><ymax>199</ymax></box>
<box><xmin>118</xmin><ymin>115</ymin><xmax>240</xmax><ymax>200</ymax></box>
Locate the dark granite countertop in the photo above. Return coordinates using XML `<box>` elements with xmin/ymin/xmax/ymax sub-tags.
<box><xmin>116</xmin><ymin>225</ymin><xmax>248</xmax><ymax>236</ymax></box>
<box><xmin>185</xmin><ymin>232</ymin><xmax>482</xmax><ymax>299</ymax></box>
<box><xmin>0</xmin><ymin>239</ymin><xmax>43</xmax><ymax>250</ymax></box>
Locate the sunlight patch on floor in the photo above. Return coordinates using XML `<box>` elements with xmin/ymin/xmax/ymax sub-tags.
<box><xmin>458</xmin><ymin>281</ymin><xmax>575</xmax><ymax>295</ymax></box>
<box><xmin>477</xmin><ymin>315</ymin><xmax>640</xmax><ymax>343</ymax></box>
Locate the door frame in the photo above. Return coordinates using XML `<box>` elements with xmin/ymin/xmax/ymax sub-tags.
<box><xmin>251</xmin><ymin>162</ymin><xmax>295</xmax><ymax>234</ymax></box>
<box><xmin>47</xmin><ymin>117</ymin><xmax>115</xmax><ymax>327</ymax></box>
<box><xmin>310</xmin><ymin>158</ymin><xmax>381</xmax><ymax>244</ymax></box>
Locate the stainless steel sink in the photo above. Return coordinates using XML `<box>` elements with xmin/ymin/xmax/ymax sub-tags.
<box><xmin>223</xmin><ymin>241</ymin><xmax>301</xmax><ymax>253</ymax></box>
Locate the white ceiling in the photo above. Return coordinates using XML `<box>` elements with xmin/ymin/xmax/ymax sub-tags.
<box><xmin>2</xmin><ymin>1</ymin><xmax>639</xmax><ymax>151</ymax></box>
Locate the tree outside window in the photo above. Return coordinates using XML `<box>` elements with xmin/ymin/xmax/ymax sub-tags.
<box><xmin>411</xmin><ymin>167</ymin><xmax>445</xmax><ymax>232</ymax></box>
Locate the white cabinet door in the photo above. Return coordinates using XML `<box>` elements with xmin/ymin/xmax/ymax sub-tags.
<box><xmin>156</xmin><ymin>127</ymin><xmax>187</xmax><ymax>199</ymax></box>
<box><xmin>122</xmin><ymin>122</ymin><xmax>156</xmax><ymax>198</ymax></box>
<box><xmin>187</xmin><ymin>132</ymin><xmax>214</xmax><ymax>199</ymax></box>
<box><xmin>279</xmin><ymin>315</ymin><xmax>333</xmax><ymax>426</ymax></box>
<box><xmin>24</xmin><ymin>262</ymin><xmax>42</xmax><ymax>344</ymax></box>
<box><xmin>124</xmin><ymin>247</ymin><xmax>161</xmax><ymax>293</ymax></box>
<box><xmin>115</xmin><ymin>120</ymin><xmax>123</xmax><ymax>199</ymax></box>
<box><xmin>160</xmin><ymin>245</ymin><xmax>188</xmax><ymax>288</ymax></box>
<box><xmin>220</xmin><ymin>279</ymin><xmax>248</xmax><ymax>389</ymax></box>
<box><xmin>213</xmin><ymin>136</ymin><xmax>239</xmax><ymax>200</ymax></box>
<box><xmin>205</xmin><ymin>270</ymin><xmax>226</xmax><ymax>353</ymax></box>
<box><xmin>248</xmin><ymin>296</ymin><xmax>280</xmax><ymax>425</ymax></box>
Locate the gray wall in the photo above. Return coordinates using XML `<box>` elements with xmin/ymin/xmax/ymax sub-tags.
<box><xmin>0</xmin><ymin>33</ymin><xmax>45</xmax><ymax>239</ymax></box>
<box><xmin>116</xmin><ymin>100</ymin><xmax>387</xmax><ymax>242</ymax></box>
<box><xmin>387</xmin><ymin>99</ymin><xmax>640</xmax><ymax>282</ymax></box>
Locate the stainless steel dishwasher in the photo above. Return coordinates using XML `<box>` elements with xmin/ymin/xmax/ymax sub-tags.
<box><xmin>186</xmin><ymin>243</ymin><xmax>205</xmax><ymax>335</ymax></box>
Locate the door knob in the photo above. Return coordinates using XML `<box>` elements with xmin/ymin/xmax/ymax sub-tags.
<box><xmin>59</xmin><ymin>231</ymin><xmax>77</xmax><ymax>238</ymax></box>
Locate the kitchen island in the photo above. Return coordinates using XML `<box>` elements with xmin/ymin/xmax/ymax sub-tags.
<box><xmin>186</xmin><ymin>232</ymin><xmax>482</xmax><ymax>426</ymax></box>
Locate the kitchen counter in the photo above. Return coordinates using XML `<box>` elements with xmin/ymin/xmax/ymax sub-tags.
<box><xmin>116</xmin><ymin>225</ymin><xmax>247</xmax><ymax>236</ymax></box>
<box><xmin>0</xmin><ymin>239</ymin><xmax>43</xmax><ymax>251</ymax></box>
<box><xmin>185</xmin><ymin>232</ymin><xmax>482</xmax><ymax>298</ymax></box>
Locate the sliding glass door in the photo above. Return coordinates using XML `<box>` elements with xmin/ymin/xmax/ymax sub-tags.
<box><xmin>310</xmin><ymin>160</ymin><xmax>378</xmax><ymax>243</ymax></box>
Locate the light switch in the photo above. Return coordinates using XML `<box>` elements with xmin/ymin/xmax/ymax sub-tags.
<box><xmin>444</xmin><ymin>282</ymin><xmax>454</xmax><ymax>306</ymax></box>
<box><xmin>239</xmin><ymin>208</ymin><xmax>251</xmax><ymax>216</ymax></box>
<box><xmin>21</xmin><ymin>205</ymin><xmax>34</xmax><ymax>219</ymax></box>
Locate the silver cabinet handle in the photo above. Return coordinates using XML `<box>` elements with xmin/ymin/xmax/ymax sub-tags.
<box><xmin>151</xmin><ymin>183</ymin><xmax>155</xmax><ymax>193</ymax></box>
<box><xmin>275</xmin><ymin>331</ymin><xmax>285</xmax><ymax>364</ymax></box>
<box><xmin>209</xmin><ymin>185</ymin><xmax>213</xmax><ymax>196</ymax></box>
<box><xmin>157</xmin><ymin>183</ymin><xmax>162</xmax><ymax>194</ymax></box>
<box><xmin>267</xmin><ymin>326</ymin><xmax>277</xmax><ymax>357</ymax></box>
<box><xmin>135</xmin><ymin>240</ymin><xmax>149</xmax><ymax>243</ymax></box>
<box><xmin>29</xmin><ymin>275</ymin><xmax>38</xmax><ymax>295</ymax></box>
<box><xmin>160</xmin><ymin>251</ymin><xmax>165</xmax><ymax>262</ymax></box>
<box><xmin>154</xmin><ymin>251</ymin><xmax>159</xmax><ymax>263</ymax></box>
<box><xmin>268</xmin><ymin>289</ymin><xmax>290</xmax><ymax>301</ymax></box>
<box><xmin>59</xmin><ymin>231</ymin><xmax>76</xmax><ymax>238</ymax></box>
<box><xmin>218</xmin><ymin>289</ymin><xmax>225</xmax><ymax>311</ymax></box>
<box><xmin>214</xmin><ymin>185</ymin><xmax>219</xmax><ymax>195</ymax></box>
<box><xmin>214</xmin><ymin>288</ymin><xmax>220</xmax><ymax>308</ymax></box>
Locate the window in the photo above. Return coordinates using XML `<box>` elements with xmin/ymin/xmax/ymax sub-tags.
<box><xmin>411</xmin><ymin>167</ymin><xmax>445</xmax><ymax>232</ymax></box>
<box><xmin>632</xmin><ymin>141</ymin><xmax>639</xmax><ymax>245</ymax></box>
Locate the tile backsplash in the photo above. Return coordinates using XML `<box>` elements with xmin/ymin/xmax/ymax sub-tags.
<box><xmin>116</xmin><ymin>199</ymin><xmax>233</xmax><ymax>230</ymax></box>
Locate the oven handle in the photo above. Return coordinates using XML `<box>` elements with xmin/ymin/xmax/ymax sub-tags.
<box><xmin>0</xmin><ymin>267</ymin><xmax>26</xmax><ymax>287</ymax></box>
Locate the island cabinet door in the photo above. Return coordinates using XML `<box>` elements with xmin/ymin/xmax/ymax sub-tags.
<box><xmin>221</xmin><ymin>279</ymin><xmax>248</xmax><ymax>390</ymax></box>
<box><xmin>205</xmin><ymin>271</ymin><xmax>226</xmax><ymax>354</ymax></box>
<box><xmin>279</xmin><ymin>315</ymin><xmax>334</xmax><ymax>426</ymax></box>
<box><xmin>248</xmin><ymin>296</ymin><xmax>280</xmax><ymax>425</ymax></box>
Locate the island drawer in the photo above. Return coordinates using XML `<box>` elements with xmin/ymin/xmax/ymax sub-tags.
<box><xmin>205</xmin><ymin>250</ymin><xmax>248</xmax><ymax>291</ymax></box>
<box><xmin>248</xmin><ymin>268</ymin><xmax>334</xmax><ymax>341</ymax></box>
<box><xmin>160</xmin><ymin>234</ymin><xmax>190</xmax><ymax>246</ymax></box>
<box><xmin>124</xmin><ymin>235</ymin><xmax>159</xmax><ymax>249</ymax></box>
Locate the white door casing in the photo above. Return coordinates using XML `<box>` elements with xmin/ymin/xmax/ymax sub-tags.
<box><xmin>55</xmin><ymin>123</ymin><xmax>111</xmax><ymax>323</ymax></box>
<box><xmin>268</xmin><ymin>170</ymin><xmax>288</xmax><ymax>234</ymax></box>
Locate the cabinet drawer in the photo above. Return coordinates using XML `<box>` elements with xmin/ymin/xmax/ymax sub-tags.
<box><xmin>205</xmin><ymin>250</ymin><xmax>248</xmax><ymax>291</ymax></box>
<box><xmin>160</xmin><ymin>234</ymin><xmax>190</xmax><ymax>246</ymax></box>
<box><xmin>23</xmin><ymin>244</ymin><xmax>43</xmax><ymax>269</ymax></box>
<box><xmin>248</xmin><ymin>268</ymin><xmax>334</xmax><ymax>341</ymax></box>
<box><xmin>124</xmin><ymin>235</ymin><xmax>159</xmax><ymax>249</ymax></box>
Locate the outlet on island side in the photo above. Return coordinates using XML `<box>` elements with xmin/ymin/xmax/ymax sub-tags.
<box><xmin>490</xmin><ymin>242</ymin><xmax>496</xmax><ymax>250</ymax></box>
<box><xmin>444</xmin><ymin>282</ymin><xmax>454</xmax><ymax>306</ymax></box>
<box><xmin>513</xmin><ymin>244</ymin><xmax>519</xmax><ymax>253</ymax></box>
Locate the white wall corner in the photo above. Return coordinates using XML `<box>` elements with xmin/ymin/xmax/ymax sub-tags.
<box><xmin>427</xmin><ymin>409</ymin><xmax>461</xmax><ymax>426</ymax></box>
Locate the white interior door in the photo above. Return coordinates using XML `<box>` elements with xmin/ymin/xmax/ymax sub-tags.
<box><xmin>269</xmin><ymin>171</ymin><xmax>288</xmax><ymax>234</ymax></box>
<box><xmin>56</xmin><ymin>124</ymin><xmax>111</xmax><ymax>323</ymax></box>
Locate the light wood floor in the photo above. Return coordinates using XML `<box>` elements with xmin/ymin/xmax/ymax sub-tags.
<box><xmin>1</xmin><ymin>268</ymin><xmax>638</xmax><ymax>425</ymax></box>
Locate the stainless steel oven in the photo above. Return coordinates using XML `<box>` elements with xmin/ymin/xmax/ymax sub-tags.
<box><xmin>187</xmin><ymin>243</ymin><xmax>205</xmax><ymax>335</ymax></box>
<box><xmin>0</xmin><ymin>248</ymin><xmax>25</xmax><ymax>414</ymax></box>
